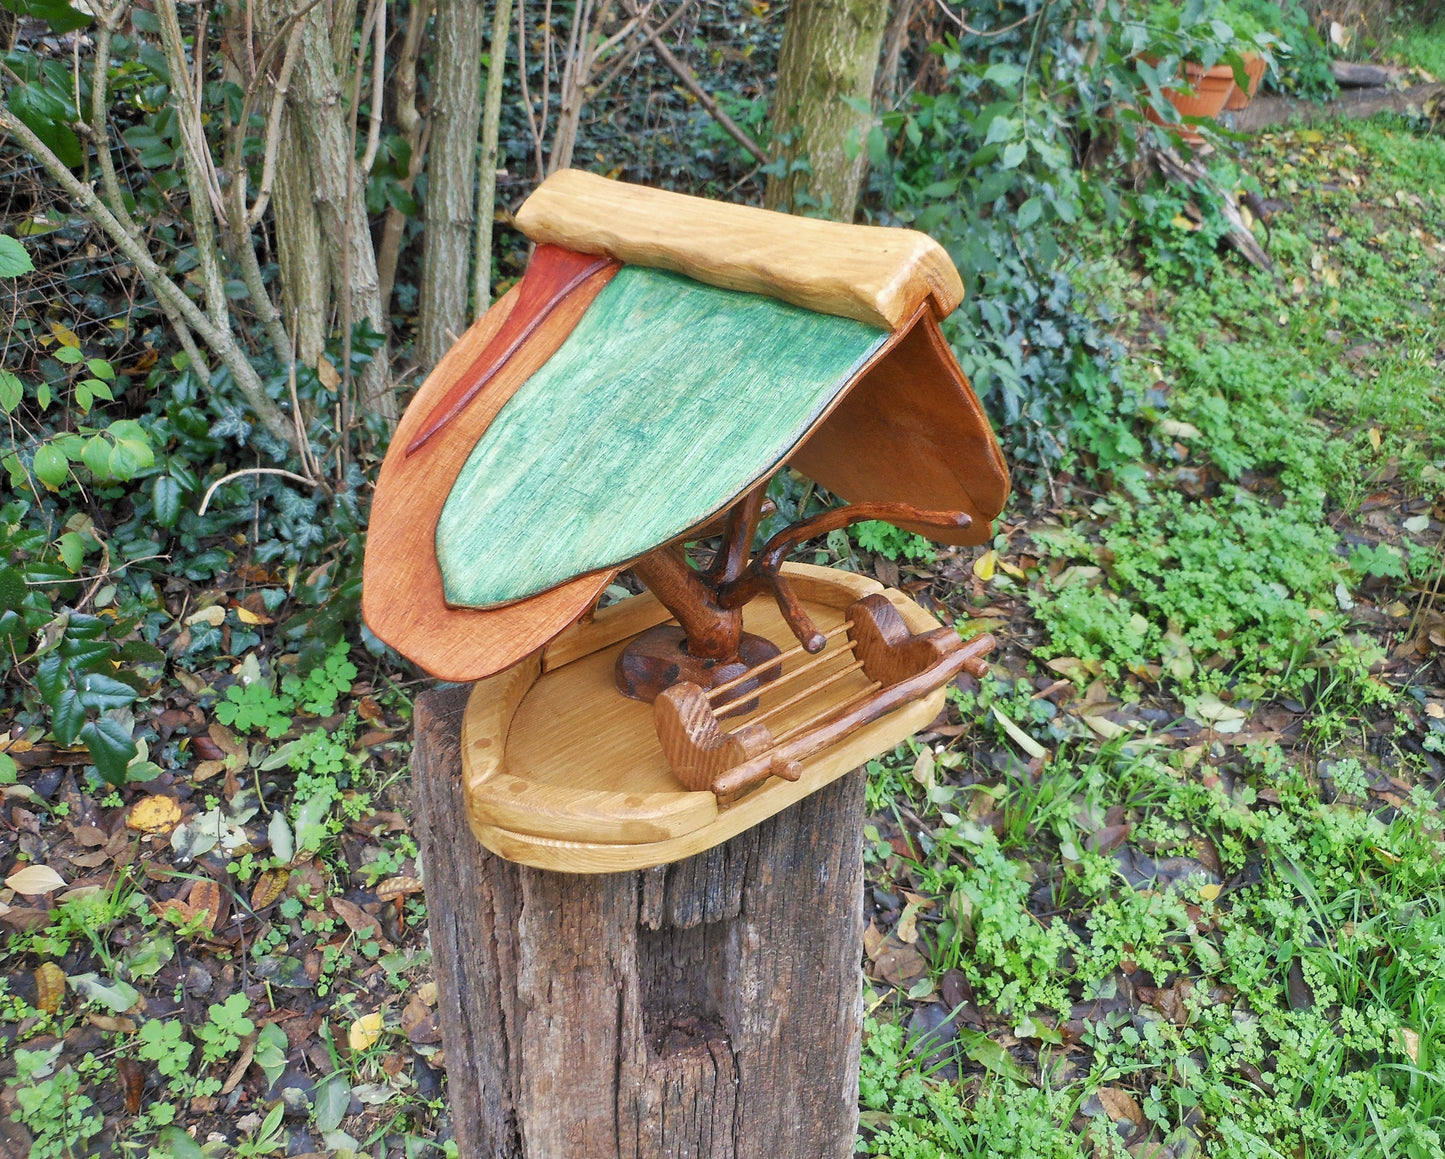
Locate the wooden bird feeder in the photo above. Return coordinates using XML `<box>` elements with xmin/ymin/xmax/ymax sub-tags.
<box><xmin>364</xmin><ymin>170</ymin><xmax>1010</xmax><ymax>873</ymax></box>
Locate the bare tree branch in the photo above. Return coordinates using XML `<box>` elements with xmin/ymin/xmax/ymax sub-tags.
<box><xmin>156</xmin><ymin>0</ymin><xmax>230</xmax><ymax>327</ymax></box>
<box><xmin>0</xmin><ymin>110</ymin><xmax>298</xmax><ymax>450</ymax></box>
<box><xmin>516</xmin><ymin>0</ymin><xmax>546</xmax><ymax>180</ymax></box>
<box><xmin>621</xmin><ymin>0</ymin><xmax>768</xmax><ymax>165</ymax></box>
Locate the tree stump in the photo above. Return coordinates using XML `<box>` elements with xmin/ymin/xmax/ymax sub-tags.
<box><xmin>411</xmin><ymin>685</ymin><xmax>867</xmax><ymax>1159</ymax></box>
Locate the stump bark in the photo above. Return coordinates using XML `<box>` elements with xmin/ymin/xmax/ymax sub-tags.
<box><xmin>411</xmin><ymin>685</ymin><xmax>867</xmax><ymax>1159</ymax></box>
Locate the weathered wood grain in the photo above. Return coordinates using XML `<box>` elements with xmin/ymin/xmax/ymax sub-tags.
<box><xmin>413</xmin><ymin>685</ymin><xmax>866</xmax><ymax>1159</ymax></box>
<box><xmin>435</xmin><ymin>265</ymin><xmax>888</xmax><ymax>609</ymax></box>
<box><xmin>514</xmin><ymin>167</ymin><xmax>964</xmax><ymax>330</ymax></box>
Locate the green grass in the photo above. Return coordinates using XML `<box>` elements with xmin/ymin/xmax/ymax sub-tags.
<box><xmin>1024</xmin><ymin>116</ymin><xmax>1444</xmax><ymax>699</ymax></box>
<box><xmin>860</xmin><ymin>112</ymin><xmax>1445</xmax><ymax>1159</ymax></box>
<box><xmin>1390</xmin><ymin>19</ymin><xmax>1445</xmax><ymax>79</ymax></box>
<box><xmin>861</xmin><ymin>742</ymin><xmax>1445</xmax><ymax>1158</ymax></box>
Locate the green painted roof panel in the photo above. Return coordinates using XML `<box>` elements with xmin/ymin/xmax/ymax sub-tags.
<box><xmin>436</xmin><ymin>265</ymin><xmax>887</xmax><ymax>609</ymax></box>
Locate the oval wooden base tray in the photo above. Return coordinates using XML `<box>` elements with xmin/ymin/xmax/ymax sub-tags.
<box><xmin>460</xmin><ymin>563</ymin><xmax>949</xmax><ymax>872</ymax></box>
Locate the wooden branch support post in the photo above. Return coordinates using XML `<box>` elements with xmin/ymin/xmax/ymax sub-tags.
<box><xmin>412</xmin><ymin>685</ymin><xmax>868</xmax><ymax>1159</ymax></box>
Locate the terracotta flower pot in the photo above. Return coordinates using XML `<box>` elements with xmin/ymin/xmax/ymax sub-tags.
<box><xmin>1145</xmin><ymin>61</ymin><xmax>1237</xmax><ymax>144</ymax></box>
<box><xmin>1223</xmin><ymin>53</ymin><xmax>1268</xmax><ymax>110</ymax></box>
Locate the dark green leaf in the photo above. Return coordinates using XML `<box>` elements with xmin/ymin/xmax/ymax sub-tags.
<box><xmin>77</xmin><ymin>671</ymin><xmax>138</xmax><ymax>710</ymax></box>
<box><xmin>138</xmin><ymin>42</ymin><xmax>171</xmax><ymax>84</ymax></box>
<box><xmin>60</xmin><ymin>637</ymin><xmax>115</xmax><ymax>668</ymax></box>
<box><xmin>65</xmin><ymin>613</ymin><xmax>105</xmax><ymax>638</ymax></box>
<box><xmin>52</xmin><ymin>689</ymin><xmax>85</xmax><ymax>745</ymax></box>
<box><xmin>121</xmin><ymin>123</ymin><xmax>175</xmax><ymax>168</ymax></box>
<box><xmin>152</xmin><ymin>474</ymin><xmax>183</xmax><ymax>527</ymax></box>
<box><xmin>0</xmin><ymin>0</ymin><xmax>93</xmax><ymax>33</ymax></box>
<box><xmin>118</xmin><ymin>639</ymin><xmax>166</xmax><ymax>663</ymax></box>
<box><xmin>9</xmin><ymin>84</ymin><xmax>83</xmax><ymax>168</ymax></box>
<box><xmin>0</xmin><ymin>565</ymin><xmax>24</xmax><ymax>613</ymax></box>
<box><xmin>383</xmin><ymin>182</ymin><xmax>417</xmax><ymax>216</ymax></box>
<box><xmin>80</xmin><ymin>717</ymin><xmax>137</xmax><ymax>785</ymax></box>
<box><xmin>36</xmin><ymin>652</ymin><xmax>66</xmax><ymax>701</ymax></box>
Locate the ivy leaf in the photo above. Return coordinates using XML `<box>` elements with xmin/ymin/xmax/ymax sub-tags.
<box><xmin>80</xmin><ymin>717</ymin><xmax>138</xmax><ymax>785</ymax></box>
<box><xmin>32</xmin><ymin>443</ymin><xmax>68</xmax><ymax>487</ymax></box>
<box><xmin>0</xmin><ymin>234</ymin><xmax>34</xmax><ymax>277</ymax></box>
<box><xmin>154</xmin><ymin>1126</ymin><xmax>204</xmax><ymax>1159</ymax></box>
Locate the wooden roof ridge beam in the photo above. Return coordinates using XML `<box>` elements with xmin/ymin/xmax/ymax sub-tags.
<box><xmin>513</xmin><ymin>168</ymin><xmax>965</xmax><ymax>332</ymax></box>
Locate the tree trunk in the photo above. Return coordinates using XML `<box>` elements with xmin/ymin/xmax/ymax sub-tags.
<box><xmin>271</xmin><ymin>112</ymin><xmax>331</xmax><ymax>369</ymax></box>
<box><xmin>379</xmin><ymin>0</ymin><xmax>433</xmax><ymax>315</ymax></box>
<box><xmin>411</xmin><ymin>685</ymin><xmax>866</xmax><ymax>1159</ymax></box>
<box><xmin>764</xmin><ymin>0</ymin><xmax>889</xmax><ymax>221</ymax></box>
<box><xmin>473</xmin><ymin>0</ymin><xmax>514</xmax><ymax>315</ymax></box>
<box><xmin>418</xmin><ymin>0</ymin><xmax>486</xmax><ymax>368</ymax></box>
<box><xmin>286</xmin><ymin>1</ymin><xmax>395</xmax><ymax>421</ymax></box>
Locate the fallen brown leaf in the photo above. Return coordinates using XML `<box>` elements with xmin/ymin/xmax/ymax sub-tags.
<box><xmin>1098</xmin><ymin>1086</ymin><xmax>1145</xmax><ymax>1126</ymax></box>
<box><xmin>117</xmin><ymin>1057</ymin><xmax>145</xmax><ymax>1114</ymax></box>
<box><xmin>35</xmin><ymin>962</ymin><xmax>65</xmax><ymax>1013</ymax></box>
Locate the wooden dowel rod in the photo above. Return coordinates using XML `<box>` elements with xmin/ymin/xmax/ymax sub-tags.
<box><xmin>713</xmin><ymin>642</ymin><xmax>859</xmax><ymax>720</ymax></box>
<box><xmin>745</xmin><ymin>659</ymin><xmax>866</xmax><ymax>730</ymax></box>
<box><xmin>708</xmin><ymin>635</ymin><xmax>996</xmax><ymax>797</ymax></box>
<box><xmin>771</xmin><ymin>682</ymin><xmax>882</xmax><ymax>746</ymax></box>
<box><xmin>705</xmin><ymin>621</ymin><xmax>853</xmax><ymax>701</ymax></box>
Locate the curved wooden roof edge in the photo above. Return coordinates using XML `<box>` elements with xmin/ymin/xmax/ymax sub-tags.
<box><xmin>513</xmin><ymin>168</ymin><xmax>965</xmax><ymax>332</ymax></box>
<box><xmin>362</xmin><ymin>270</ymin><xmax>622</xmax><ymax>684</ymax></box>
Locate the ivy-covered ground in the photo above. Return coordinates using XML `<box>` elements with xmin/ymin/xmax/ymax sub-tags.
<box><xmin>2</xmin><ymin>113</ymin><xmax>1444</xmax><ymax>1158</ymax></box>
